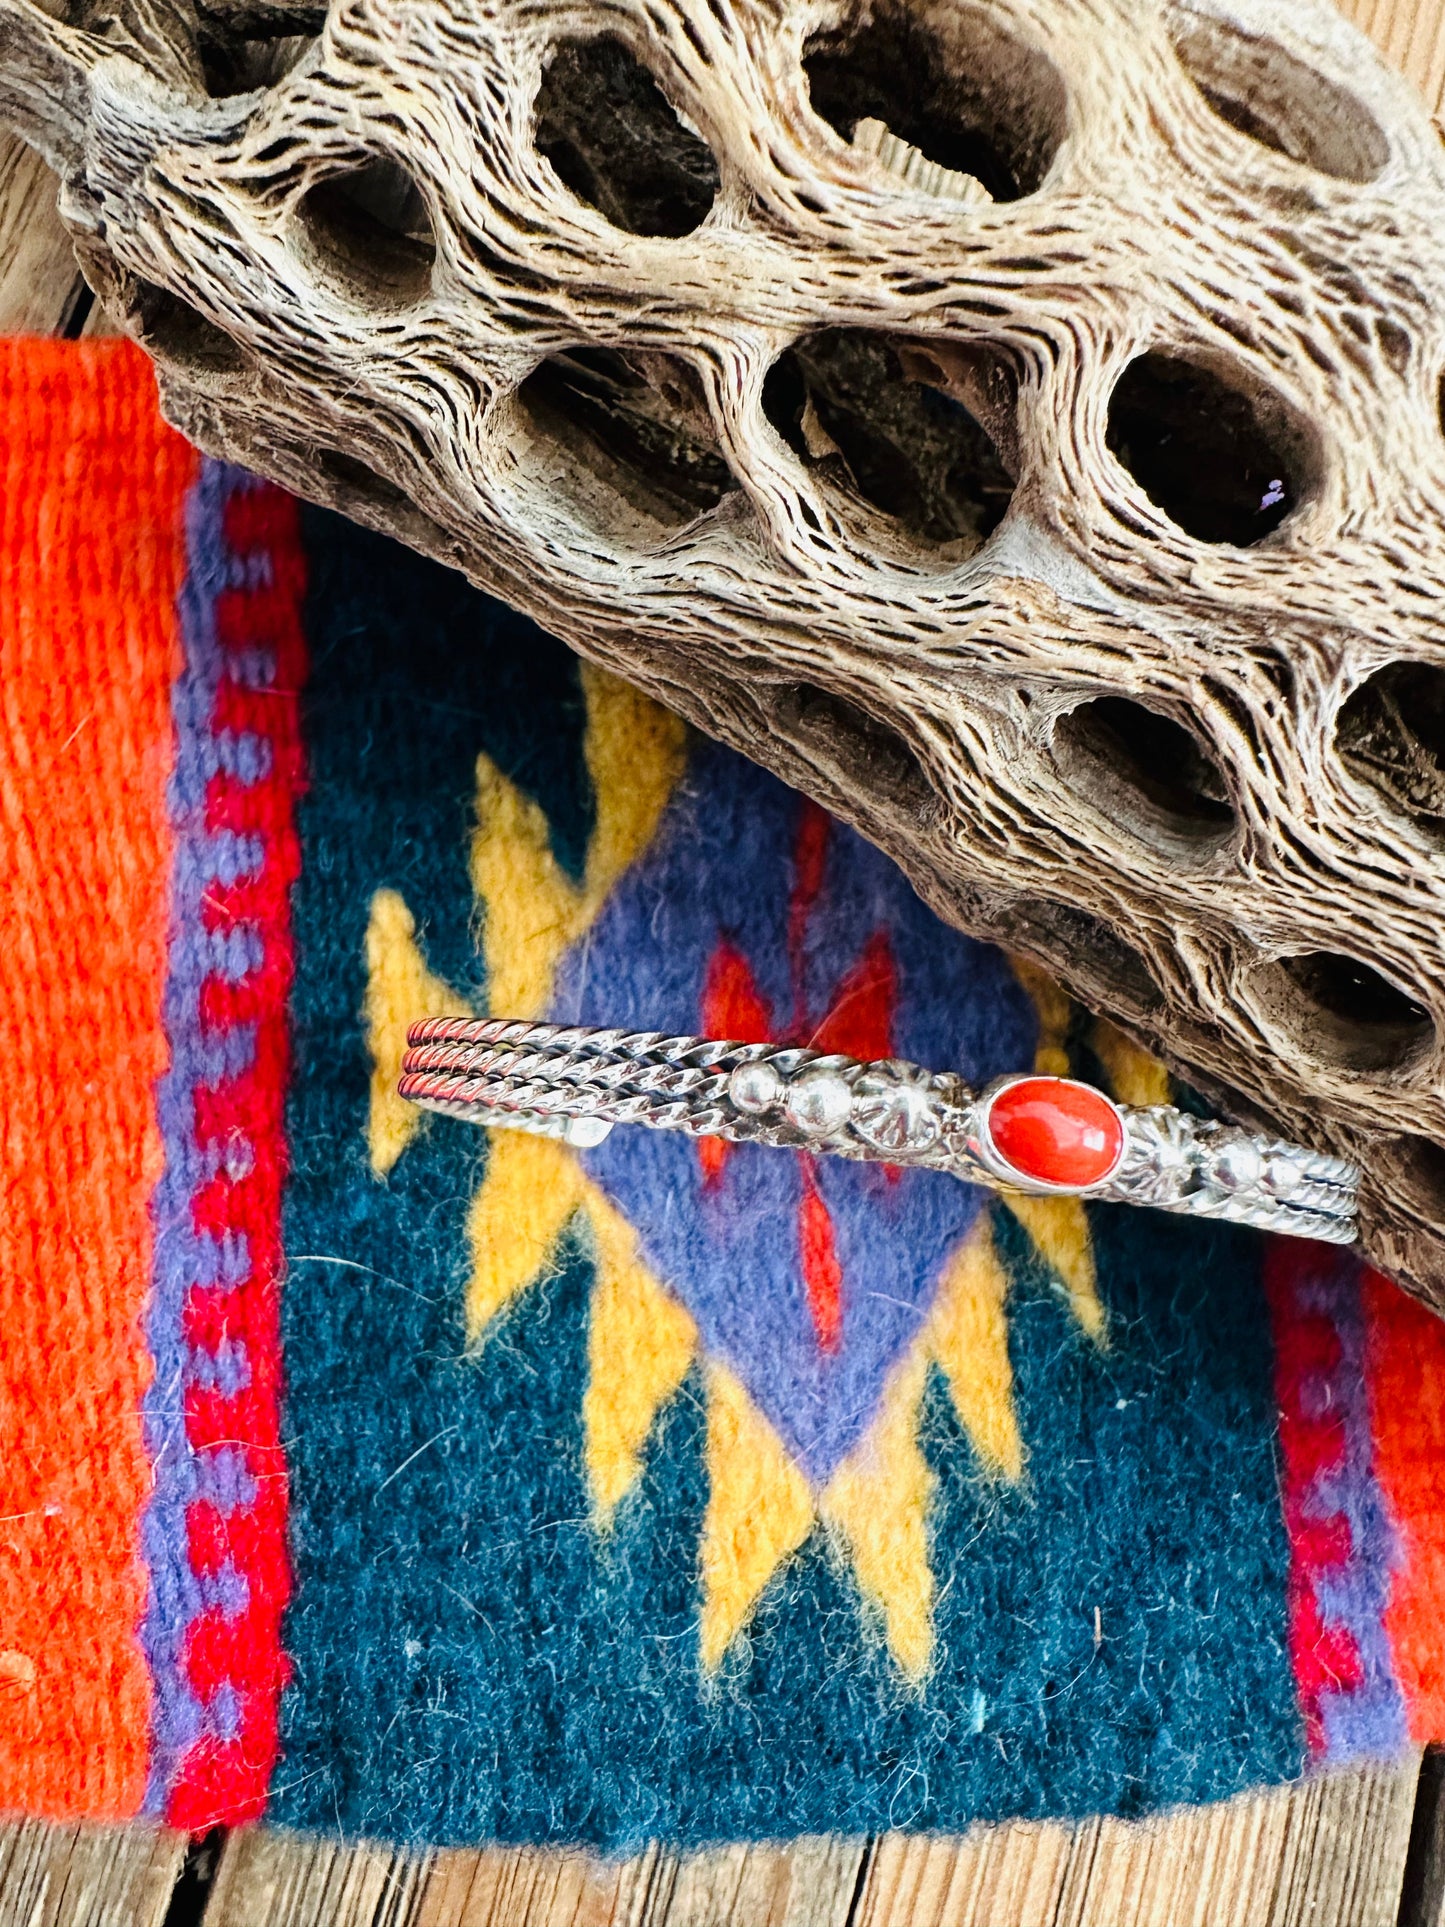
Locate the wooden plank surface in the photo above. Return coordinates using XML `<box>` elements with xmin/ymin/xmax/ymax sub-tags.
<box><xmin>785</xmin><ymin>1759</ymin><xmax>1420</xmax><ymax>1927</ymax></box>
<box><xmin>0</xmin><ymin>134</ymin><xmax>85</xmax><ymax>338</ymax></box>
<box><xmin>1343</xmin><ymin>0</ymin><xmax>1445</xmax><ymax>111</ymax></box>
<box><xmin>0</xmin><ymin>1817</ymin><xmax>186</xmax><ymax>1927</ymax></box>
<box><xmin>0</xmin><ymin>0</ymin><xmax>1442</xmax><ymax>1922</ymax></box>
<box><xmin>204</xmin><ymin>1829</ymin><xmax>870</xmax><ymax>1927</ymax></box>
<box><xmin>195</xmin><ymin>1760</ymin><xmax>1423</xmax><ymax>1927</ymax></box>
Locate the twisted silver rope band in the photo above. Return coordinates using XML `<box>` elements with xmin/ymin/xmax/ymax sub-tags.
<box><xmin>399</xmin><ymin>1018</ymin><xmax>1360</xmax><ymax>1245</ymax></box>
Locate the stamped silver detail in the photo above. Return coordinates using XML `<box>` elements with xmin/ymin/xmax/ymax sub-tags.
<box><xmin>850</xmin><ymin>1067</ymin><xmax>942</xmax><ymax>1155</ymax></box>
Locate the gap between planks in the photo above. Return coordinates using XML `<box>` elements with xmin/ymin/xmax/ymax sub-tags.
<box><xmin>0</xmin><ymin>1815</ymin><xmax>186</xmax><ymax>1927</ymax></box>
<box><xmin>222</xmin><ymin>1755</ymin><xmax>1413</xmax><ymax>1927</ymax></box>
<box><xmin>3</xmin><ymin>1756</ymin><xmax>1421</xmax><ymax>1927</ymax></box>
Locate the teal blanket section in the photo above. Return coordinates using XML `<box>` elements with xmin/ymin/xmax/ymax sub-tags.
<box><xmin>273</xmin><ymin>506</ymin><xmax>1305</xmax><ymax>1848</ymax></box>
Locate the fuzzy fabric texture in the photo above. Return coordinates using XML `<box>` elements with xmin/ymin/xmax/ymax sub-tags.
<box><xmin>272</xmin><ymin>497</ymin><xmax>1305</xmax><ymax>1847</ymax></box>
<box><xmin>0</xmin><ymin>341</ymin><xmax>196</xmax><ymax>1819</ymax></box>
<box><xmin>549</xmin><ymin>739</ymin><xmax>1039</xmax><ymax>1486</ymax></box>
<box><xmin>1266</xmin><ymin>1240</ymin><xmax>1410</xmax><ymax>1760</ymax></box>
<box><xmin>142</xmin><ymin>462</ymin><xmax>306</xmax><ymax>1828</ymax></box>
<box><xmin>7</xmin><ymin>341</ymin><xmax>1445</xmax><ymax>1845</ymax></box>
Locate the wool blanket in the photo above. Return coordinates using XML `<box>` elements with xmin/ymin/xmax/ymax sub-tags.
<box><xmin>3</xmin><ymin>338</ymin><xmax>1445</xmax><ymax>1847</ymax></box>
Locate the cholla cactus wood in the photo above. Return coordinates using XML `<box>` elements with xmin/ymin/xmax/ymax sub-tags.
<box><xmin>6</xmin><ymin>0</ymin><xmax>1445</xmax><ymax>1303</ymax></box>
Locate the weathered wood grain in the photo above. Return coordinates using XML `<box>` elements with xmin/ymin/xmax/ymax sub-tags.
<box><xmin>0</xmin><ymin>1817</ymin><xmax>186</xmax><ymax>1927</ymax></box>
<box><xmin>0</xmin><ymin>132</ymin><xmax>83</xmax><ymax>336</ymax></box>
<box><xmin>197</xmin><ymin>1761</ymin><xmax>1420</xmax><ymax>1927</ymax></box>
<box><xmin>204</xmin><ymin>1830</ymin><xmax>870</xmax><ymax>1927</ymax></box>
<box><xmin>851</xmin><ymin>1757</ymin><xmax>1420</xmax><ymax>1927</ymax></box>
<box><xmin>1343</xmin><ymin>0</ymin><xmax>1445</xmax><ymax>109</ymax></box>
<box><xmin>630</xmin><ymin>1835</ymin><xmax>868</xmax><ymax>1927</ymax></box>
<box><xmin>202</xmin><ymin>1829</ymin><xmax>435</xmax><ymax>1927</ymax></box>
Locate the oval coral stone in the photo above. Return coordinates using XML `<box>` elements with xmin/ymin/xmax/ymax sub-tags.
<box><xmin>985</xmin><ymin>1077</ymin><xmax>1125</xmax><ymax>1188</ymax></box>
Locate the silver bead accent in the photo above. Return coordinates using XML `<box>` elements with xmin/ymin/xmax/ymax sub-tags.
<box><xmin>783</xmin><ymin>1067</ymin><xmax>855</xmax><ymax>1137</ymax></box>
<box><xmin>563</xmin><ymin>1115</ymin><xmax>614</xmax><ymax>1148</ymax></box>
<box><xmin>729</xmin><ymin>1059</ymin><xmax>784</xmax><ymax>1115</ymax></box>
<box><xmin>851</xmin><ymin>1068</ymin><xmax>942</xmax><ymax>1154</ymax></box>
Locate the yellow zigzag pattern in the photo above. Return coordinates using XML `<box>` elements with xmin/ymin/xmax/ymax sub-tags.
<box><xmin>364</xmin><ymin>668</ymin><xmax>1145</xmax><ymax>1682</ymax></box>
<box><xmin>367</xmin><ymin>665</ymin><xmax>686</xmax><ymax>1183</ymax></box>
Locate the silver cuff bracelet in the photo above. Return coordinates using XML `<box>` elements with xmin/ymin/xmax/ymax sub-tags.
<box><xmin>398</xmin><ymin>1018</ymin><xmax>1359</xmax><ymax>1246</ymax></box>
